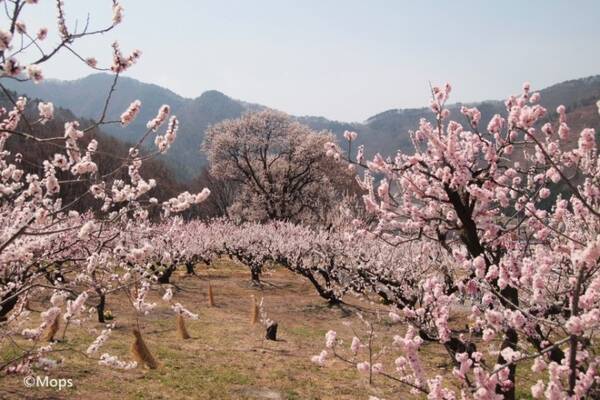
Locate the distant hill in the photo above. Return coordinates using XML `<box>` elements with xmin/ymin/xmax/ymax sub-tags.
<box><xmin>2</xmin><ymin>74</ymin><xmax>245</xmax><ymax>180</ymax></box>
<box><xmin>5</xmin><ymin>73</ymin><xmax>600</xmax><ymax>180</ymax></box>
<box><xmin>0</xmin><ymin>88</ymin><xmax>184</xmax><ymax>208</ymax></box>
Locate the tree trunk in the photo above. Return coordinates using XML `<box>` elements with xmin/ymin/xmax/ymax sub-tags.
<box><xmin>495</xmin><ymin>286</ymin><xmax>520</xmax><ymax>400</ymax></box>
<box><xmin>568</xmin><ymin>268</ymin><xmax>584</xmax><ymax>395</ymax></box>
<box><xmin>495</xmin><ymin>327</ymin><xmax>518</xmax><ymax>400</ymax></box>
<box><xmin>0</xmin><ymin>291</ymin><xmax>18</xmax><ymax>322</ymax></box>
<box><xmin>444</xmin><ymin>337</ymin><xmax>477</xmax><ymax>359</ymax></box>
<box><xmin>96</xmin><ymin>293</ymin><xmax>106</xmax><ymax>323</ymax></box>
<box><xmin>265</xmin><ymin>322</ymin><xmax>278</xmax><ymax>341</ymax></box>
<box><xmin>528</xmin><ymin>329</ymin><xmax>564</xmax><ymax>363</ymax></box>
<box><xmin>302</xmin><ymin>271</ymin><xmax>341</xmax><ymax>305</ymax></box>
<box><xmin>157</xmin><ymin>265</ymin><xmax>175</xmax><ymax>284</ymax></box>
<box><xmin>185</xmin><ymin>262</ymin><xmax>195</xmax><ymax>275</ymax></box>
<box><xmin>250</xmin><ymin>267</ymin><xmax>261</xmax><ymax>286</ymax></box>
<box><xmin>327</xmin><ymin>296</ymin><xmax>341</xmax><ymax>307</ymax></box>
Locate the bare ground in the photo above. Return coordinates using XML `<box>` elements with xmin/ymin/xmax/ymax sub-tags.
<box><xmin>1</xmin><ymin>259</ymin><xmax>534</xmax><ymax>399</ymax></box>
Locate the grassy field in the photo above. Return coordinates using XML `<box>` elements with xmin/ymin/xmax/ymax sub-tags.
<box><xmin>0</xmin><ymin>260</ymin><xmax>538</xmax><ymax>400</ymax></box>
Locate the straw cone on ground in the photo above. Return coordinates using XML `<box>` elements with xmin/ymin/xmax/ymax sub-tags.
<box><xmin>207</xmin><ymin>283</ymin><xmax>215</xmax><ymax>307</ymax></box>
<box><xmin>250</xmin><ymin>295</ymin><xmax>258</xmax><ymax>325</ymax></box>
<box><xmin>43</xmin><ymin>315</ymin><xmax>60</xmax><ymax>342</ymax></box>
<box><xmin>176</xmin><ymin>314</ymin><xmax>191</xmax><ymax>339</ymax></box>
<box><xmin>131</xmin><ymin>329</ymin><xmax>159</xmax><ymax>369</ymax></box>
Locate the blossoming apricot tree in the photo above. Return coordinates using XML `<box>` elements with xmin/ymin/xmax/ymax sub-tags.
<box><xmin>317</xmin><ymin>83</ymin><xmax>599</xmax><ymax>399</ymax></box>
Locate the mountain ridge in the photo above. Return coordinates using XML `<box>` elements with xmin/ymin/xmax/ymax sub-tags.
<box><xmin>4</xmin><ymin>73</ymin><xmax>599</xmax><ymax>180</ymax></box>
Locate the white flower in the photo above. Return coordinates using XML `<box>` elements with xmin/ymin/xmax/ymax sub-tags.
<box><xmin>38</xmin><ymin>102</ymin><xmax>54</xmax><ymax>123</ymax></box>
<box><xmin>325</xmin><ymin>330</ymin><xmax>337</xmax><ymax>348</ymax></box>
<box><xmin>86</xmin><ymin>329</ymin><xmax>112</xmax><ymax>354</ymax></box>
<box><xmin>162</xmin><ymin>288</ymin><xmax>173</xmax><ymax>301</ymax></box>
<box><xmin>99</xmin><ymin>354</ymin><xmax>137</xmax><ymax>370</ymax></box>
<box><xmin>78</xmin><ymin>221</ymin><xmax>96</xmax><ymax>239</ymax></box>
<box><xmin>171</xmin><ymin>303</ymin><xmax>198</xmax><ymax>320</ymax></box>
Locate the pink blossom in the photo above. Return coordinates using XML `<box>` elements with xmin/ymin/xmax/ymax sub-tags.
<box><xmin>120</xmin><ymin>100</ymin><xmax>141</xmax><ymax>126</ymax></box>
<box><xmin>578</xmin><ymin>128</ymin><xmax>596</xmax><ymax>152</ymax></box>
<box><xmin>371</xmin><ymin>363</ymin><xmax>384</xmax><ymax>374</ymax></box>
<box><xmin>487</xmin><ymin>114</ymin><xmax>504</xmax><ymax>133</ymax></box>
<box><xmin>112</xmin><ymin>3</ymin><xmax>124</xmax><ymax>25</ymax></box>
<box><xmin>546</xmin><ymin>167</ymin><xmax>561</xmax><ymax>183</ymax></box>
<box><xmin>356</xmin><ymin>361</ymin><xmax>370</xmax><ymax>374</ymax></box>
<box><xmin>0</xmin><ymin>29</ymin><xmax>12</xmax><ymax>50</ymax></box>
<box><xmin>3</xmin><ymin>58</ymin><xmax>21</xmax><ymax>76</ymax></box>
<box><xmin>147</xmin><ymin>105</ymin><xmax>170</xmax><ymax>131</ymax></box>
<box><xmin>343</xmin><ymin>130</ymin><xmax>358</xmax><ymax>141</ymax></box>
<box><xmin>162</xmin><ymin>288</ymin><xmax>173</xmax><ymax>301</ymax></box>
<box><xmin>473</xmin><ymin>255</ymin><xmax>486</xmax><ymax>278</ymax></box>
<box><xmin>531</xmin><ymin>380</ymin><xmax>544</xmax><ymax>398</ymax></box>
<box><xmin>64</xmin><ymin>292</ymin><xmax>89</xmax><ymax>321</ymax></box>
<box><xmin>558</xmin><ymin>122</ymin><xmax>570</xmax><ymax>140</ymax></box>
<box><xmin>482</xmin><ymin>328</ymin><xmax>496</xmax><ymax>342</ymax></box>
<box><xmin>15</xmin><ymin>21</ymin><xmax>27</xmax><ymax>34</ymax></box>
<box><xmin>565</xmin><ymin>316</ymin><xmax>584</xmax><ymax>335</ymax></box>
<box><xmin>26</xmin><ymin>65</ymin><xmax>43</xmax><ymax>83</ymax></box>
<box><xmin>311</xmin><ymin>350</ymin><xmax>328</xmax><ymax>366</ymax></box>
<box><xmin>36</xmin><ymin>27</ymin><xmax>48</xmax><ymax>40</ymax></box>
<box><xmin>556</xmin><ymin>104</ymin><xmax>567</xmax><ymax>124</ymax></box>
<box><xmin>86</xmin><ymin>57</ymin><xmax>98</xmax><ymax>68</ymax></box>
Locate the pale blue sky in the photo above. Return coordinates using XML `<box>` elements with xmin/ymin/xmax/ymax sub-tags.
<box><xmin>14</xmin><ymin>0</ymin><xmax>600</xmax><ymax>121</ymax></box>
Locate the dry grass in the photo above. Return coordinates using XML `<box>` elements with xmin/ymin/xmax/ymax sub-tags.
<box><xmin>0</xmin><ymin>259</ymin><xmax>538</xmax><ymax>399</ymax></box>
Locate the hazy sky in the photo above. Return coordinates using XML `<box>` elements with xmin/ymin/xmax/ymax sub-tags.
<box><xmin>17</xmin><ymin>0</ymin><xmax>600</xmax><ymax>121</ymax></box>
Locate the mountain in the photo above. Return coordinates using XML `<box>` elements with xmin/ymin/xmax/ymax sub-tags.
<box><xmin>5</xmin><ymin>74</ymin><xmax>600</xmax><ymax>180</ymax></box>
<box><xmin>2</xmin><ymin>74</ymin><xmax>248</xmax><ymax>180</ymax></box>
